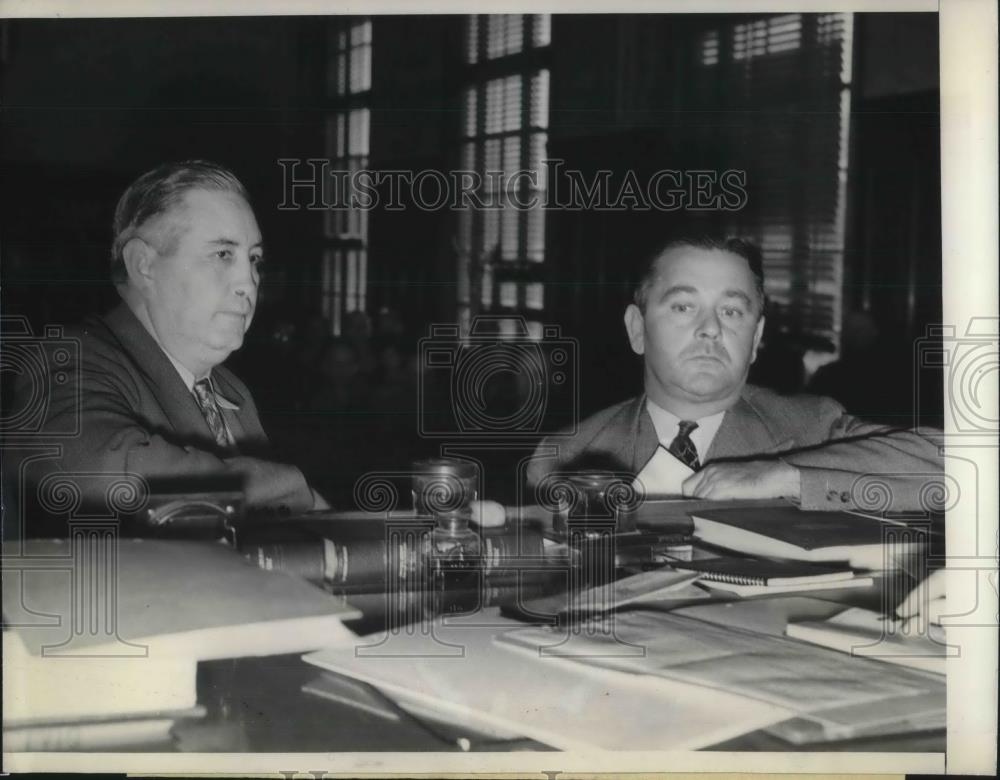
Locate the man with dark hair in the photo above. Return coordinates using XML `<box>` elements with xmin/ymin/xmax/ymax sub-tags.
<box><xmin>21</xmin><ymin>160</ymin><xmax>328</xmax><ymax>518</ymax></box>
<box><xmin>527</xmin><ymin>237</ymin><xmax>942</xmax><ymax>511</ymax></box>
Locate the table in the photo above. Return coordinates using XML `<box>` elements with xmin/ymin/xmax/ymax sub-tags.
<box><xmin>179</xmin><ymin>568</ymin><xmax>945</xmax><ymax>754</ymax></box>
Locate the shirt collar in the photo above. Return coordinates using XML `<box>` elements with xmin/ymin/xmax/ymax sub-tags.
<box><xmin>152</xmin><ymin>339</ymin><xmax>240</xmax><ymax>411</ymax></box>
<box><xmin>645</xmin><ymin>398</ymin><xmax>727</xmax><ymax>461</ymax></box>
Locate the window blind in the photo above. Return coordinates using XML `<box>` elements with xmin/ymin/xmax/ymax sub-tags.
<box><xmin>458</xmin><ymin>14</ymin><xmax>551</xmax><ymax>339</ymax></box>
<box><xmin>697</xmin><ymin>13</ymin><xmax>853</xmax><ymax>347</ymax></box>
<box><xmin>322</xmin><ymin>18</ymin><xmax>373</xmax><ymax>336</ymax></box>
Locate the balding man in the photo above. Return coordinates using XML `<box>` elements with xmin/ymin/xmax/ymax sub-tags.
<box><xmin>22</xmin><ymin>160</ymin><xmax>327</xmax><ymax>520</ymax></box>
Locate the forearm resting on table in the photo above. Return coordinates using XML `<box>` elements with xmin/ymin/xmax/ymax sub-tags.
<box><xmin>44</xmin><ymin>425</ymin><xmax>316</xmax><ymax>514</ymax></box>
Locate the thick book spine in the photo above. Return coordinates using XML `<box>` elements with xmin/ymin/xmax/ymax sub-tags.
<box><xmin>243</xmin><ymin>541</ymin><xmax>326</xmax><ymax>584</ymax></box>
<box><xmin>241</xmin><ymin>527</ymin><xmax>545</xmax><ymax>590</ymax></box>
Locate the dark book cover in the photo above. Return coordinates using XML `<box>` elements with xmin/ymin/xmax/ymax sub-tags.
<box><xmin>691</xmin><ymin>507</ymin><xmax>919</xmax><ymax>552</ymax></box>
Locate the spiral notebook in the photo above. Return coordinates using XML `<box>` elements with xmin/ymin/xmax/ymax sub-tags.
<box><xmin>672</xmin><ymin>557</ymin><xmax>868</xmax><ymax>596</ymax></box>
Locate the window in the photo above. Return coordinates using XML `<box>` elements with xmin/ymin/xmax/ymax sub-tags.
<box><xmin>322</xmin><ymin>18</ymin><xmax>372</xmax><ymax>336</ymax></box>
<box><xmin>733</xmin><ymin>14</ymin><xmax>802</xmax><ymax>61</ymax></box>
<box><xmin>696</xmin><ymin>13</ymin><xmax>854</xmax><ymax>348</ymax></box>
<box><xmin>457</xmin><ymin>14</ymin><xmax>551</xmax><ymax>340</ymax></box>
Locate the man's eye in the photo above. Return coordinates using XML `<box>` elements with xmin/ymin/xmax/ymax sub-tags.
<box><xmin>215</xmin><ymin>249</ymin><xmax>233</xmax><ymax>260</ymax></box>
<box><xmin>721</xmin><ymin>307</ymin><xmax>744</xmax><ymax>319</ymax></box>
<box><xmin>670</xmin><ymin>302</ymin><xmax>693</xmax><ymax>313</ymax></box>
<box><xmin>251</xmin><ymin>255</ymin><xmax>266</xmax><ymax>267</ymax></box>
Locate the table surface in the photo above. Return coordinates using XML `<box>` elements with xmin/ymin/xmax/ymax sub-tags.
<box><xmin>173</xmin><ymin>565</ymin><xmax>944</xmax><ymax>755</ymax></box>
<box><xmin>181</xmin><ymin>653</ymin><xmax>944</xmax><ymax>754</ymax></box>
<box><xmin>14</xmin><ymin>522</ymin><xmax>944</xmax><ymax>755</ymax></box>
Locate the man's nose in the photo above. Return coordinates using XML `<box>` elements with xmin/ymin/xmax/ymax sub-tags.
<box><xmin>696</xmin><ymin>309</ymin><xmax>722</xmax><ymax>338</ymax></box>
<box><xmin>231</xmin><ymin>254</ymin><xmax>258</xmax><ymax>302</ymax></box>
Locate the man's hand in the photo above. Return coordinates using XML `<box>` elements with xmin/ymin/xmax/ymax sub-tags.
<box><xmin>682</xmin><ymin>460</ymin><xmax>801</xmax><ymax>501</ymax></box>
<box><xmin>897</xmin><ymin>569</ymin><xmax>947</xmax><ymax>628</ymax></box>
<box><xmin>311</xmin><ymin>488</ymin><xmax>331</xmax><ymax>511</ymax></box>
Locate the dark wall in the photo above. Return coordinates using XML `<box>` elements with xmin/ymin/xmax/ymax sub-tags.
<box><xmin>1</xmin><ymin>17</ymin><xmax>320</xmax><ymax>327</ymax></box>
<box><xmin>849</xmin><ymin>13</ymin><xmax>941</xmax><ymax>346</ymax></box>
<box><xmin>366</xmin><ymin>15</ymin><xmax>463</xmax><ymax>331</ymax></box>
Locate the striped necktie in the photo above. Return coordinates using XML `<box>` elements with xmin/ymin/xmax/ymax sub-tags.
<box><xmin>192</xmin><ymin>378</ymin><xmax>230</xmax><ymax>449</ymax></box>
<box><xmin>667</xmin><ymin>420</ymin><xmax>700</xmax><ymax>471</ymax></box>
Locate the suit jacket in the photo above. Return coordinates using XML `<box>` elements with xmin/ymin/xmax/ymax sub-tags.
<box><xmin>20</xmin><ymin>302</ymin><xmax>314</xmax><ymax>519</ymax></box>
<box><xmin>527</xmin><ymin>385</ymin><xmax>944</xmax><ymax>512</ymax></box>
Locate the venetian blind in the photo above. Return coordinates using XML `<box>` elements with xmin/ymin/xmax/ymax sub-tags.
<box><xmin>458</xmin><ymin>14</ymin><xmax>551</xmax><ymax>341</ymax></box>
<box><xmin>322</xmin><ymin>18</ymin><xmax>373</xmax><ymax>335</ymax></box>
<box><xmin>696</xmin><ymin>13</ymin><xmax>853</xmax><ymax>346</ymax></box>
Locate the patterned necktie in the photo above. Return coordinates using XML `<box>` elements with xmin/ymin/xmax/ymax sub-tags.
<box><xmin>667</xmin><ymin>420</ymin><xmax>700</xmax><ymax>471</ymax></box>
<box><xmin>192</xmin><ymin>378</ymin><xmax>230</xmax><ymax>449</ymax></box>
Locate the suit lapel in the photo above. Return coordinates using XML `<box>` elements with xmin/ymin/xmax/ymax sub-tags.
<box><xmin>101</xmin><ymin>303</ymin><xmax>217</xmax><ymax>443</ymax></box>
<box><xmin>705</xmin><ymin>392</ymin><xmax>795</xmax><ymax>461</ymax></box>
<box><xmin>599</xmin><ymin>396</ymin><xmax>658</xmax><ymax>474</ymax></box>
<box><xmin>631</xmin><ymin>398</ymin><xmax>660</xmax><ymax>473</ymax></box>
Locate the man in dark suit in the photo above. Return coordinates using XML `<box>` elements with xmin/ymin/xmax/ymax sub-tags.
<box><xmin>21</xmin><ymin>161</ymin><xmax>326</xmax><ymax>517</ymax></box>
<box><xmin>528</xmin><ymin>237</ymin><xmax>942</xmax><ymax>512</ymax></box>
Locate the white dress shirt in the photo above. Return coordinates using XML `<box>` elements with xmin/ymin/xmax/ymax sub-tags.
<box><xmin>645</xmin><ymin>398</ymin><xmax>726</xmax><ymax>463</ymax></box>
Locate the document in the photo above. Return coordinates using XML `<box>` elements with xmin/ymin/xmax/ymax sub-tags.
<box><xmin>303</xmin><ymin>609</ymin><xmax>790</xmax><ymax>751</ymax></box>
<box><xmin>634</xmin><ymin>445</ymin><xmax>694</xmax><ymax>496</ymax></box>
<box><xmin>498</xmin><ymin>609</ymin><xmax>945</xmax><ymax>715</ymax></box>
<box><xmin>785</xmin><ymin>606</ymin><xmax>954</xmax><ymax>676</ymax></box>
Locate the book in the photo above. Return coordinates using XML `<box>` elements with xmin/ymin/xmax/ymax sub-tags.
<box><xmin>670</xmin><ymin>557</ymin><xmax>871</xmax><ymax>596</ymax></box>
<box><xmin>689</xmin><ymin>507</ymin><xmax>922</xmax><ymax>570</ymax></box>
<box><xmin>674</xmin><ymin>557</ymin><xmax>855</xmax><ymax>586</ymax></box>
<box><xmin>692</xmin><ymin>576</ymin><xmax>874</xmax><ymax>598</ymax></box>
<box><xmin>302</xmin><ymin>609</ymin><xmax>790</xmax><ymax>751</ymax></box>
<box><xmin>3</xmin><ymin>629</ymin><xmax>199</xmax><ymax>726</ymax></box>
<box><xmin>3</xmin><ymin>538</ymin><xmax>362</xmax><ymax>730</ymax></box>
<box><xmin>625</xmin><ymin>498</ymin><xmax>792</xmax><ymax>533</ymax></box>
<box><xmin>785</xmin><ymin>607</ymin><xmax>953</xmax><ymax>676</ymax></box>
<box><xmin>239</xmin><ymin>521</ymin><xmax>546</xmax><ymax>591</ymax></box>
<box><xmin>3</xmin><ymin>538</ymin><xmax>361</xmax><ymax>662</ymax></box>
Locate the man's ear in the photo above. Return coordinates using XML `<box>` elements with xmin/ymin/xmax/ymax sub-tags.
<box><xmin>624</xmin><ymin>303</ymin><xmax>645</xmax><ymax>356</ymax></box>
<box><xmin>749</xmin><ymin>315</ymin><xmax>765</xmax><ymax>363</ymax></box>
<box><xmin>121</xmin><ymin>237</ymin><xmax>157</xmax><ymax>289</ymax></box>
